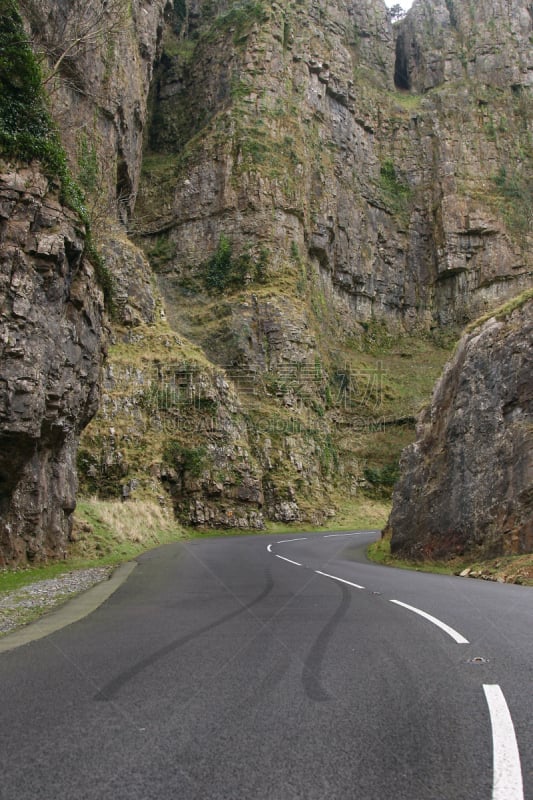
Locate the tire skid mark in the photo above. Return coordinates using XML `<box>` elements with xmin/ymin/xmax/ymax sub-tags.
<box><xmin>301</xmin><ymin>583</ymin><xmax>352</xmax><ymax>702</ymax></box>
<box><xmin>95</xmin><ymin>571</ymin><xmax>274</xmax><ymax>701</ymax></box>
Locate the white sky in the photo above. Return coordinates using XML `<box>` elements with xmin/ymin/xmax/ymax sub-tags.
<box><xmin>384</xmin><ymin>0</ymin><xmax>414</xmax><ymax>9</ymax></box>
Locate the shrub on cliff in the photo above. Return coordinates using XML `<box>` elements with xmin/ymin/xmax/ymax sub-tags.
<box><xmin>0</xmin><ymin>0</ymin><xmax>113</xmax><ymax>308</ymax></box>
<box><xmin>0</xmin><ymin>0</ymin><xmax>66</xmax><ymax>177</ymax></box>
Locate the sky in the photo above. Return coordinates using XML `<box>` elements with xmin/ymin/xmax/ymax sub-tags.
<box><xmin>384</xmin><ymin>0</ymin><xmax>414</xmax><ymax>9</ymax></box>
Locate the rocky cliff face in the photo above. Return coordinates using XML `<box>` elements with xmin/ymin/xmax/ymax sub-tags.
<box><xmin>388</xmin><ymin>293</ymin><xmax>533</xmax><ymax>560</ymax></box>
<box><xmin>21</xmin><ymin>0</ymin><xmax>168</xmax><ymax>224</ymax></box>
<box><xmin>137</xmin><ymin>0</ymin><xmax>531</xmax><ymax>331</ymax></box>
<box><xmin>0</xmin><ymin>164</ymin><xmax>105</xmax><ymax>566</ymax></box>
<box><xmin>119</xmin><ymin>0</ymin><xmax>530</xmax><ymax>528</ymax></box>
<box><xmin>395</xmin><ymin>0</ymin><xmax>533</xmax><ymax>92</ymax></box>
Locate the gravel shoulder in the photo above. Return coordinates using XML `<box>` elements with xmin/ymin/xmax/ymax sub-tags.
<box><xmin>0</xmin><ymin>568</ymin><xmax>113</xmax><ymax>636</ymax></box>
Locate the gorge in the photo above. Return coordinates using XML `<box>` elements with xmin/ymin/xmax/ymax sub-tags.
<box><xmin>0</xmin><ymin>0</ymin><xmax>531</xmax><ymax>565</ymax></box>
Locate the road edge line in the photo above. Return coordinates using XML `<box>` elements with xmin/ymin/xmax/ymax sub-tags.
<box><xmin>275</xmin><ymin>554</ymin><xmax>302</xmax><ymax>567</ymax></box>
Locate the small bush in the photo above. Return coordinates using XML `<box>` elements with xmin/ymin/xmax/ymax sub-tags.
<box><xmin>163</xmin><ymin>441</ymin><xmax>207</xmax><ymax>477</ymax></box>
<box><xmin>364</xmin><ymin>462</ymin><xmax>400</xmax><ymax>489</ymax></box>
<box><xmin>203</xmin><ymin>235</ymin><xmax>268</xmax><ymax>292</ymax></box>
<box><xmin>379</xmin><ymin>159</ymin><xmax>412</xmax><ymax>218</ymax></box>
<box><xmin>491</xmin><ymin>165</ymin><xmax>532</xmax><ymax>233</ymax></box>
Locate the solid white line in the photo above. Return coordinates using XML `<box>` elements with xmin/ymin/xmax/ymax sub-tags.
<box><xmin>323</xmin><ymin>532</ymin><xmax>367</xmax><ymax>538</ymax></box>
<box><xmin>276</xmin><ymin>538</ymin><xmax>308</xmax><ymax>543</ymax></box>
<box><xmin>315</xmin><ymin>570</ymin><xmax>365</xmax><ymax>590</ymax></box>
<box><xmin>389</xmin><ymin>600</ymin><xmax>469</xmax><ymax>644</ymax></box>
<box><xmin>483</xmin><ymin>685</ymin><xmax>524</xmax><ymax>800</ymax></box>
<box><xmin>275</xmin><ymin>554</ymin><xmax>302</xmax><ymax>567</ymax></box>
<box><xmin>267</xmin><ymin>544</ymin><xmax>273</xmax><ymax>553</ymax></box>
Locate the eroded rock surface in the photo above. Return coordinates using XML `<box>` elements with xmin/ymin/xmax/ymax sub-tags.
<box><xmin>0</xmin><ymin>164</ymin><xmax>105</xmax><ymax>566</ymax></box>
<box><xmin>137</xmin><ymin>0</ymin><xmax>532</xmax><ymax>333</ymax></box>
<box><xmin>388</xmin><ymin>296</ymin><xmax>533</xmax><ymax>559</ymax></box>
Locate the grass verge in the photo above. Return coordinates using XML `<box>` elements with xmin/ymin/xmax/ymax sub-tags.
<box><xmin>0</xmin><ymin>498</ymin><xmax>185</xmax><ymax>595</ymax></box>
<box><xmin>367</xmin><ymin>531</ymin><xmax>533</xmax><ymax>586</ymax></box>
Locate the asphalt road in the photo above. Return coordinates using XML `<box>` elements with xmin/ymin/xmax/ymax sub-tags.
<box><xmin>0</xmin><ymin>531</ymin><xmax>531</xmax><ymax>800</ymax></box>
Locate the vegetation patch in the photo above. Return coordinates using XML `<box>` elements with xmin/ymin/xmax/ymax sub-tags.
<box><xmin>208</xmin><ymin>1</ymin><xmax>267</xmax><ymax>46</ymax></box>
<box><xmin>465</xmin><ymin>288</ymin><xmax>533</xmax><ymax>333</ymax></box>
<box><xmin>0</xmin><ymin>1</ymin><xmax>62</xmax><ymax>172</ymax></box>
<box><xmin>203</xmin><ymin>235</ymin><xmax>269</xmax><ymax>292</ymax></box>
<box><xmin>0</xmin><ymin>0</ymin><xmax>113</xmax><ymax>308</ymax></box>
<box><xmin>379</xmin><ymin>159</ymin><xmax>412</xmax><ymax>217</ymax></box>
<box><xmin>163</xmin><ymin>441</ymin><xmax>207</xmax><ymax>478</ymax></box>
<box><xmin>368</xmin><ymin>531</ymin><xmax>533</xmax><ymax>585</ymax></box>
<box><xmin>363</xmin><ymin>462</ymin><xmax>400</xmax><ymax>496</ymax></box>
<box><xmin>490</xmin><ymin>164</ymin><xmax>532</xmax><ymax>234</ymax></box>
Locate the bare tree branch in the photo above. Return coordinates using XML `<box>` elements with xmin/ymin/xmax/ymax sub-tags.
<box><xmin>19</xmin><ymin>0</ymin><xmax>130</xmax><ymax>89</ymax></box>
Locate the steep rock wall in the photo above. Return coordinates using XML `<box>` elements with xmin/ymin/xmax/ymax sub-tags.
<box><xmin>20</xmin><ymin>0</ymin><xmax>168</xmax><ymax>223</ymax></box>
<box><xmin>137</xmin><ymin>0</ymin><xmax>531</xmax><ymax>335</ymax></box>
<box><xmin>0</xmin><ymin>163</ymin><xmax>105</xmax><ymax>565</ymax></box>
<box><xmin>388</xmin><ymin>294</ymin><xmax>533</xmax><ymax>560</ymax></box>
<box><xmin>394</xmin><ymin>0</ymin><xmax>533</xmax><ymax>92</ymax></box>
<box><xmin>0</xmin><ymin>0</ymin><xmax>168</xmax><ymax>565</ymax></box>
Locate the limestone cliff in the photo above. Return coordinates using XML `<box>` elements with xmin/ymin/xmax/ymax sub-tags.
<box><xmin>0</xmin><ymin>164</ymin><xmax>105</xmax><ymax>566</ymax></box>
<box><xmin>137</xmin><ymin>0</ymin><xmax>531</xmax><ymax>331</ymax></box>
<box><xmin>1</xmin><ymin>0</ymin><xmax>532</xmax><ymax>560</ymax></box>
<box><xmin>20</xmin><ymin>0</ymin><xmax>167</xmax><ymax>224</ymax></box>
<box><xmin>123</xmin><ymin>0</ymin><xmax>531</xmax><ymax>528</ymax></box>
<box><xmin>388</xmin><ymin>292</ymin><xmax>533</xmax><ymax>560</ymax></box>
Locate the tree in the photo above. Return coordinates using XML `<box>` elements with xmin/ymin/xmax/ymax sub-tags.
<box><xmin>19</xmin><ymin>0</ymin><xmax>130</xmax><ymax>90</ymax></box>
<box><xmin>389</xmin><ymin>4</ymin><xmax>406</xmax><ymax>22</ymax></box>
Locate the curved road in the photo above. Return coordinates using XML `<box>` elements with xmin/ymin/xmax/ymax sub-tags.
<box><xmin>0</xmin><ymin>531</ymin><xmax>531</xmax><ymax>799</ymax></box>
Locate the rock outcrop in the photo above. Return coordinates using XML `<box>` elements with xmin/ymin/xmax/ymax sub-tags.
<box><xmin>394</xmin><ymin>0</ymin><xmax>533</xmax><ymax>92</ymax></box>
<box><xmin>0</xmin><ymin>163</ymin><xmax>105</xmax><ymax>566</ymax></box>
<box><xmin>388</xmin><ymin>293</ymin><xmax>533</xmax><ymax>560</ymax></box>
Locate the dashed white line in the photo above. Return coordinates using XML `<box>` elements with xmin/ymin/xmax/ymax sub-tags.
<box><xmin>315</xmin><ymin>571</ymin><xmax>365</xmax><ymax>590</ymax></box>
<box><xmin>483</xmin><ymin>685</ymin><xmax>524</xmax><ymax>800</ymax></box>
<box><xmin>277</xmin><ymin>538</ymin><xmax>308</xmax><ymax>543</ymax></box>
<box><xmin>389</xmin><ymin>599</ymin><xmax>469</xmax><ymax>644</ymax></box>
<box><xmin>323</xmin><ymin>532</ymin><xmax>368</xmax><ymax>538</ymax></box>
<box><xmin>275</xmin><ymin>554</ymin><xmax>302</xmax><ymax>567</ymax></box>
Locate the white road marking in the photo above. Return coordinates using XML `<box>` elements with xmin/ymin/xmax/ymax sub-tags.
<box><xmin>315</xmin><ymin>571</ymin><xmax>365</xmax><ymax>590</ymax></box>
<box><xmin>483</xmin><ymin>685</ymin><xmax>524</xmax><ymax>800</ymax></box>
<box><xmin>389</xmin><ymin>599</ymin><xmax>469</xmax><ymax>644</ymax></box>
<box><xmin>275</xmin><ymin>555</ymin><xmax>302</xmax><ymax>567</ymax></box>
<box><xmin>323</xmin><ymin>532</ymin><xmax>368</xmax><ymax>538</ymax></box>
<box><xmin>267</xmin><ymin>544</ymin><xmax>273</xmax><ymax>553</ymax></box>
<box><xmin>276</xmin><ymin>538</ymin><xmax>308</xmax><ymax>543</ymax></box>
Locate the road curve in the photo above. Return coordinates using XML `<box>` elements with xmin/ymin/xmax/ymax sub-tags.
<box><xmin>0</xmin><ymin>531</ymin><xmax>531</xmax><ymax>800</ymax></box>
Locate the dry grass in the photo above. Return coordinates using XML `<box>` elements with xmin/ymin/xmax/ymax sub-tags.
<box><xmin>71</xmin><ymin>497</ymin><xmax>185</xmax><ymax>562</ymax></box>
<box><xmin>81</xmin><ymin>498</ymin><xmax>178</xmax><ymax>543</ymax></box>
<box><xmin>0</xmin><ymin>498</ymin><xmax>185</xmax><ymax>597</ymax></box>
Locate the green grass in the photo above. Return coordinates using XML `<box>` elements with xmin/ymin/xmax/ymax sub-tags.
<box><xmin>367</xmin><ymin>535</ymin><xmax>457</xmax><ymax>575</ymax></box>
<box><xmin>0</xmin><ymin>562</ymin><xmax>91</xmax><ymax>595</ymax></box>
<box><xmin>0</xmin><ymin>498</ymin><xmax>185</xmax><ymax>595</ymax></box>
<box><xmin>464</xmin><ymin>288</ymin><xmax>533</xmax><ymax>333</ymax></box>
<box><xmin>367</xmin><ymin>533</ymin><xmax>533</xmax><ymax>585</ymax></box>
